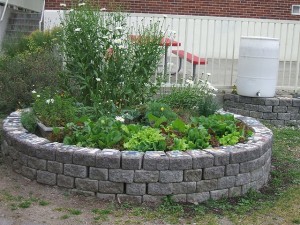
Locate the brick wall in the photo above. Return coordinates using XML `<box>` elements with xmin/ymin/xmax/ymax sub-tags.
<box><xmin>46</xmin><ymin>0</ymin><xmax>300</xmax><ymax>20</ymax></box>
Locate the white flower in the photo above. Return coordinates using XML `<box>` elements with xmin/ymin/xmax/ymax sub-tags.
<box><xmin>60</xmin><ymin>3</ymin><xmax>66</xmax><ymax>7</ymax></box>
<box><xmin>96</xmin><ymin>78</ymin><xmax>101</xmax><ymax>82</ymax></box>
<box><xmin>118</xmin><ymin>45</ymin><xmax>126</xmax><ymax>49</ymax></box>
<box><xmin>36</xmin><ymin>95</ymin><xmax>40</xmax><ymax>98</ymax></box>
<box><xmin>74</xmin><ymin>28</ymin><xmax>81</xmax><ymax>32</ymax></box>
<box><xmin>115</xmin><ymin>116</ymin><xmax>125</xmax><ymax>122</ymax></box>
<box><xmin>102</xmin><ymin>36</ymin><xmax>109</xmax><ymax>39</ymax></box>
<box><xmin>78</xmin><ymin>3</ymin><xmax>86</xmax><ymax>6</ymax></box>
<box><xmin>163</xmin><ymin>15</ymin><xmax>168</xmax><ymax>18</ymax></box>
<box><xmin>206</xmin><ymin>72</ymin><xmax>211</xmax><ymax>76</ymax></box>
<box><xmin>46</xmin><ymin>99</ymin><xmax>54</xmax><ymax>104</ymax></box>
<box><xmin>31</xmin><ymin>90</ymin><xmax>36</xmax><ymax>94</ymax></box>
<box><xmin>186</xmin><ymin>79</ymin><xmax>194</xmax><ymax>85</ymax></box>
<box><xmin>100</xmin><ymin>8</ymin><xmax>107</xmax><ymax>11</ymax></box>
<box><xmin>69</xmin><ymin>9</ymin><xmax>74</xmax><ymax>12</ymax></box>
<box><xmin>115</xmin><ymin>26</ymin><xmax>123</xmax><ymax>30</ymax></box>
<box><xmin>113</xmin><ymin>39</ymin><xmax>122</xmax><ymax>44</ymax></box>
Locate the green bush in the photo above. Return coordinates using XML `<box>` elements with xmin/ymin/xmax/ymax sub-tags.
<box><xmin>0</xmin><ymin>29</ymin><xmax>62</xmax><ymax>113</ymax></box>
<box><xmin>59</xmin><ymin>3</ymin><xmax>164</xmax><ymax>114</ymax></box>
<box><xmin>145</xmin><ymin>102</ymin><xmax>178</xmax><ymax>124</ymax></box>
<box><xmin>21</xmin><ymin>110</ymin><xmax>37</xmax><ymax>133</ymax></box>
<box><xmin>159</xmin><ymin>79</ymin><xmax>220</xmax><ymax>117</ymax></box>
<box><xmin>32</xmin><ymin>90</ymin><xmax>76</xmax><ymax>127</ymax></box>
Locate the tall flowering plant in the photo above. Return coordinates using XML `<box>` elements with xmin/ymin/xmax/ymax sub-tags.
<box><xmin>59</xmin><ymin>2</ymin><xmax>164</xmax><ymax>115</ymax></box>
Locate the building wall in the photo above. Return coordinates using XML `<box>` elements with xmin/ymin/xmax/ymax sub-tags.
<box><xmin>45</xmin><ymin>0</ymin><xmax>300</xmax><ymax>21</ymax></box>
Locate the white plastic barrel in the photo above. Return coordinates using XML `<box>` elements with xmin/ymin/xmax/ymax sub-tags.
<box><xmin>236</xmin><ymin>36</ymin><xmax>279</xmax><ymax>97</ymax></box>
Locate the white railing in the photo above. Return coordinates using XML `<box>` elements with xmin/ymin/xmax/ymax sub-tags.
<box><xmin>39</xmin><ymin>0</ymin><xmax>45</xmax><ymax>31</ymax></box>
<box><xmin>44</xmin><ymin>11</ymin><xmax>300</xmax><ymax>91</ymax></box>
<box><xmin>0</xmin><ymin>0</ymin><xmax>9</xmax><ymax>22</ymax></box>
<box><xmin>127</xmin><ymin>13</ymin><xmax>300</xmax><ymax>91</ymax></box>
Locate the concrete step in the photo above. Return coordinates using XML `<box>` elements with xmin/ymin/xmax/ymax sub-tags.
<box><xmin>10</xmin><ymin>12</ymin><xmax>41</xmax><ymax>19</ymax></box>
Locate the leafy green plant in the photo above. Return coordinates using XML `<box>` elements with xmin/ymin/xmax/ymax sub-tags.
<box><xmin>145</xmin><ymin>102</ymin><xmax>178</xmax><ymax>124</ymax></box>
<box><xmin>32</xmin><ymin>90</ymin><xmax>76</xmax><ymax>127</ymax></box>
<box><xmin>21</xmin><ymin>110</ymin><xmax>37</xmax><ymax>133</ymax></box>
<box><xmin>59</xmin><ymin>2</ymin><xmax>164</xmax><ymax>114</ymax></box>
<box><xmin>124</xmin><ymin>127</ymin><xmax>166</xmax><ymax>151</ymax></box>
<box><xmin>159</xmin><ymin>78</ymin><xmax>219</xmax><ymax>116</ymax></box>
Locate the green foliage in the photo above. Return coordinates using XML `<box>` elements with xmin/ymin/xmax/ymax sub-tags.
<box><xmin>63</xmin><ymin>116</ymin><xmax>136</xmax><ymax>149</ymax></box>
<box><xmin>32</xmin><ymin>90</ymin><xmax>76</xmax><ymax>127</ymax></box>
<box><xmin>59</xmin><ymin>3</ymin><xmax>164</xmax><ymax>114</ymax></box>
<box><xmin>145</xmin><ymin>102</ymin><xmax>178</xmax><ymax>124</ymax></box>
<box><xmin>159</xmin><ymin>79</ymin><xmax>219</xmax><ymax>116</ymax></box>
<box><xmin>0</xmin><ymin>29</ymin><xmax>62</xmax><ymax>113</ymax></box>
<box><xmin>21</xmin><ymin>110</ymin><xmax>37</xmax><ymax>133</ymax></box>
<box><xmin>124</xmin><ymin>127</ymin><xmax>166</xmax><ymax>151</ymax></box>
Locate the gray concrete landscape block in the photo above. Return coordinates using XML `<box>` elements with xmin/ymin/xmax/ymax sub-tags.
<box><xmin>187</xmin><ymin>192</ymin><xmax>210</xmax><ymax>203</ymax></box>
<box><xmin>265</xmin><ymin>98</ymin><xmax>279</xmax><ymax>106</ymax></box>
<box><xmin>96</xmin><ymin>193</ymin><xmax>116</xmax><ymax>201</ymax></box>
<box><xmin>262</xmin><ymin>112</ymin><xmax>278</xmax><ymax>120</ymax></box>
<box><xmin>36</xmin><ymin>142</ymin><xmax>61</xmax><ymax>160</ymax></box>
<box><xmin>98</xmin><ymin>181</ymin><xmax>124</xmax><ymax>194</ymax></box>
<box><xmin>203</xmin><ymin>166</ymin><xmax>225</xmax><ymax>179</ymax></box>
<box><xmin>37</xmin><ymin>170</ymin><xmax>56</xmax><ymax>185</ymax></box>
<box><xmin>143</xmin><ymin>151</ymin><xmax>169</xmax><ymax>170</ymax></box>
<box><xmin>142</xmin><ymin>195</ymin><xmax>164</xmax><ymax>205</ymax></box>
<box><xmin>96</xmin><ymin>149</ymin><xmax>121</xmax><ymax>169</ymax></box>
<box><xmin>73</xmin><ymin>147</ymin><xmax>99</xmax><ymax>166</ymax></box>
<box><xmin>172</xmin><ymin>194</ymin><xmax>187</xmax><ymax>203</ymax></box>
<box><xmin>134</xmin><ymin>170</ymin><xmax>159</xmax><ymax>183</ymax></box>
<box><xmin>229</xmin><ymin>145</ymin><xmax>261</xmax><ymax>163</ymax></box>
<box><xmin>244</xmin><ymin>104</ymin><xmax>259</xmax><ymax>111</ymax></box>
<box><xmin>184</xmin><ymin>169</ymin><xmax>202</xmax><ymax>182</ymax></box>
<box><xmin>64</xmin><ymin>164</ymin><xmax>87</xmax><ymax>178</ymax></box>
<box><xmin>75</xmin><ymin>178</ymin><xmax>98</xmax><ymax>192</ymax></box>
<box><xmin>27</xmin><ymin>156</ymin><xmax>46</xmax><ymax>170</ymax></box>
<box><xmin>117</xmin><ymin>194</ymin><xmax>142</xmax><ymax>205</ymax></box>
<box><xmin>210</xmin><ymin>189</ymin><xmax>229</xmax><ymax>200</ymax></box>
<box><xmin>47</xmin><ymin>161</ymin><xmax>63</xmax><ymax>174</ymax></box>
<box><xmin>204</xmin><ymin>149</ymin><xmax>230</xmax><ymax>166</ymax></box>
<box><xmin>251</xmin><ymin>168</ymin><xmax>264</xmax><ymax>182</ymax></box>
<box><xmin>249</xmin><ymin>111</ymin><xmax>263</xmax><ymax>118</ymax></box>
<box><xmin>89</xmin><ymin>167</ymin><xmax>108</xmax><ymax>180</ymax></box>
<box><xmin>279</xmin><ymin>97</ymin><xmax>292</xmax><ymax>106</ymax></box>
<box><xmin>172</xmin><ymin>182</ymin><xmax>196</xmax><ymax>194</ymax></box>
<box><xmin>57</xmin><ymin>175</ymin><xmax>74</xmax><ymax>188</ymax></box>
<box><xmin>148</xmin><ymin>183</ymin><xmax>172</xmax><ymax>195</ymax></box>
<box><xmin>121</xmin><ymin>151</ymin><xmax>143</xmax><ymax>170</ymax></box>
<box><xmin>56</xmin><ymin>145</ymin><xmax>75</xmax><ymax>163</ymax></box>
<box><xmin>273</xmin><ymin>106</ymin><xmax>287</xmax><ymax>113</ymax></box>
<box><xmin>225</xmin><ymin>164</ymin><xmax>239</xmax><ymax>176</ymax></box>
<box><xmin>229</xmin><ymin>186</ymin><xmax>242</xmax><ymax>197</ymax></box>
<box><xmin>186</xmin><ymin>150</ymin><xmax>214</xmax><ymax>168</ymax></box>
<box><xmin>21</xmin><ymin>166</ymin><xmax>36</xmax><ymax>180</ymax></box>
<box><xmin>166</xmin><ymin>151</ymin><xmax>192</xmax><ymax>170</ymax></box>
<box><xmin>277</xmin><ymin>113</ymin><xmax>291</xmax><ymax>120</ymax></box>
<box><xmin>240</xmin><ymin>157</ymin><xmax>263</xmax><ymax>173</ymax></box>
<box><xmin>196</xmin><ymin>179</ymin><xmax>218</xmax><ymax>192</ymax></box>
<box><xmin>126</xmin><ymin>183</ymin><xmax>146</xmax><ymax>195</ymax></box>
<box><xmin>218</xmin><ymin>176</ymin><xmax>235</xmax><ymax>189</ymax></box>
<box><xmin>159</xmin><ymin>170</ymin><xmax>183</xmax><ymax>183</ymax></box>
<box><xmin>236</xmin><ymin>173</ymin><xmax>251</xmax><ymax>186</ymax></box>
<box><xmin>258</xmin><ymin>105</ymin><xmax>272</xmax><ymax>112</ymax></box>
<box><xmin>109</xmin><ymin>169</ymin><xmax>134</xmax><ymax>183</ymax></box>
<box><xmin>292</xmin><ymin>98</ymin><xmax>300</xmax><ymax>107</ymax></box>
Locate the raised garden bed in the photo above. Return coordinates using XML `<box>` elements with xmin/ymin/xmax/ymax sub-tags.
<box><xmin>1</xmin><ymin>110</ymin><xmax>272</xmax><ymax>205</ymax></box>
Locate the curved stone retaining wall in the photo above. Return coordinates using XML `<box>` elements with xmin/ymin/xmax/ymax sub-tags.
<box><xmin>224</xmin><ymin>93</ymin><xmax>300</xmax><ymax>126</ymax></box>
<box><xmin>1</xmin><ymin>110</ymin><xmax>272</xmax><ymax>205</ymax></box>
